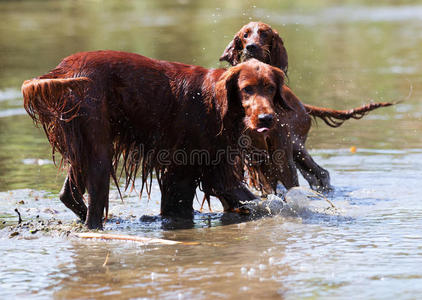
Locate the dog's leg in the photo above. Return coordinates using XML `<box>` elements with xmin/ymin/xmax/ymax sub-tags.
<box><xmin>274</xmin><ymin>151</ymin><xmax>299</xmax><ymax>190</ymax></box>
<box><xmin>161</xmin><ymin>166</ymin><xmax>197</xmax><ymax>219</ymax></box>
<box><xmin>294</xmin><ymin>147</ymin><xmax>332</xmax><ymax>191</ymax></box>
<box><xmin>59</xmin><ymin>168</ymin><xmax>87</xmax><ymax>221</ymax></box>
<box><xmin>209</xmin><ymin>183</ymin><xmax>259</xmax><ymax>212</ymax></box>
<box><xmin>83</xmin><ymin>115</ymin><xmax>112</xmax><ymax>230</ymax></box>
<box><xmin>268</xmin><ymin>129</ymin><xmax>299</xmax><ymax>190</ymax></box>
<box><xmin>224</xmin><ymin>184</ymin><xmax>259</xmax><ymax>210</ymax></box>
<box><xmin>85</xmin><ymin>149</ymin><xmax>111</xmax><ymax>229</ymax></box>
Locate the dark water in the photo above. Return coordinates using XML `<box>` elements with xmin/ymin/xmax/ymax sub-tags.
<box><xmin>1</xmin><ymin>0</ymin><xmax>422</xmax><ymax>299</ymax></box>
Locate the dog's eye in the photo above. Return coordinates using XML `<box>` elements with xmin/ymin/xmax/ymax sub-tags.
<box><xmin>267</xmin><ymin>85</ymin><xmax>275</xmax><ymax>93</ymax></box>
<box><xmin>260</xmin><ymin>31</ymin><xmax>268</xmax><ymax>38</ymax></box>
<box><xmin>243</xmin><ymin>32</ymin><xmax>249</xmax><ymax>38</ymax></box>
<box><xmin>242</xmin><ymin>86</ymin><xmax>253</xmax><ymax>94</ymax></box>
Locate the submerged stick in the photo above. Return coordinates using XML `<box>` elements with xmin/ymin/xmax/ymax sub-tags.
<box><xmin>102</xmin><ymin>252</ymin><xmax>110</xmax><ymax>267</ymax></box>
<box><xmin>75</xmin><ymin>232</ymin><xmax>199</xmax><ymax>245</ymax></box>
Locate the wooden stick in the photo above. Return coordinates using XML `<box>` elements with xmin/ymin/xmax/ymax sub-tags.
<box><xmin>102</xmin><ymin>252</ymin><xmax>110</xmax><ymax>267</ymax></box>
<box><xmin>14</xmin><ymin>208</ymin><xmax>22</xmax><ymax>224</ymax></box>
<box><xmin>75</xmin><ymin>232</ymin><xmax>198</xmax><ymax>245</ymax></box>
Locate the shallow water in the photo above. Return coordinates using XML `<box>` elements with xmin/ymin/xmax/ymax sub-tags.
<box><xmin>1</xmin><ymin>0</ymin><xmax>422</xmax><ymax>299</ymax></box>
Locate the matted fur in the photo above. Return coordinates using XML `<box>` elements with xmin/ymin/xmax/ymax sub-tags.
<box><xmin>22</xmin><ymin>77</ymin><xmax>91</xmax><ymax>178</ymax></box>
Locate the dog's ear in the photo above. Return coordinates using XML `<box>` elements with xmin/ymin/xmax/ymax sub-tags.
<box><xmin>219</xmin><ymin>36</ymin><xmax>242</xmax><ymax>66</ymax></box>
<box><xmin>270</xmin><ymin>29</ymin><xmax>288</xmax><ymax>74</ymax></box>
<box><xmin>272</xmin><ymin>67</ymin><xmax>295</xmax><ymax>112</ymax></box>
<box><xmin>215</xmin><ymin>66</ymin><xmax>241</xmax><ymax>121</ymax></box>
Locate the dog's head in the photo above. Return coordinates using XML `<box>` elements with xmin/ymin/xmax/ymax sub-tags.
<box><xmin>220</xmin><ymin>22</ymin><xmax>288</xmax><ymax>74</ymax></box>
<box><xmin>216</xmin><ymin>59</ymin><xmax>292</xmax><ymax>134</ymax></box>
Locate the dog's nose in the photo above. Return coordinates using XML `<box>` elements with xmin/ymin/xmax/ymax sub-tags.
<box><xmin>246</xmin><ymin>43</ymin><xmax>258</xmax><ymax>52</ymax></box>
<box><xmin>258</xmin><ymin>113</ymin><xmax>274</xmax><ymax>124</ymax></box>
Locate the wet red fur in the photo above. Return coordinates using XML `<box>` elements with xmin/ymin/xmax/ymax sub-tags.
<box><xmin>220</xmin><ymin>22</ymin><xmax>394</xmax><ymax>192</ymax></box>
<box><xmin>22</xmin><ymin>51</ymin><xmax>289</xmax><ymax>229</ymax></box>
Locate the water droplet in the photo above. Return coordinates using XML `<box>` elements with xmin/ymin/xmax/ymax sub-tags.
<box><xmin>268</xmin><ymin>257</ymin><xmax>275</xmax><ymax>265</ymax></box>
<box><xmin>247</xmin><ymin>268</ymin><xmax>256</xmax><ymax>277</ymax></box>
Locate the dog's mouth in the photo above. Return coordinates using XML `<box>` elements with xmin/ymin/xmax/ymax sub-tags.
<box><xmin>256</xmin><ymin>118</ymin><xmax>274</xmax><ymax>134</ymax></box>
<box><xmin>242</xmin><ymin>49</ymin><xmax>272</xmax><ymax>66</ymax></box>
<box><xmin>244</xmin><ymin>116</ymin><xmax>273</xmax><ymax>134</ymax></box>
<box><xmin>256</xmin><ymin>127</ymin><xmax>270</xmax><ymax>133</ymax></box>
<box><xmin>242</xmin><ymin>50</ymin><xmax>265</xmax><ymax>62</ymax></box>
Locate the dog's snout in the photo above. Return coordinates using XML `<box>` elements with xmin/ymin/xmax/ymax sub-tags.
<box><xmin>258</xmin><ymin>113</ymin><xmax>274</xmax><ymax>124</ymax></box>
<box><xmin>246</xmin><ymin>43</ymin><xmax>258</xmax><ymax>52</ymax></box>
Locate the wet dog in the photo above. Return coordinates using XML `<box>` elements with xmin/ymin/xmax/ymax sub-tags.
<box><xmin>23</xmin><ymin>52</ymin><xmax>291</xmax><ymax>229</ymax></box>
<box><xmin>220</xmin><ymin>22</ymin><xmax>394</xmax><ymax>192</ymax></box>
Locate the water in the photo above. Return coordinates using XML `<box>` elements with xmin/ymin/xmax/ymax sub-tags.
<box><xmin>1</xmin><ymin>0</ymin><xmax>422</xmax><ymax>298</ymax></box>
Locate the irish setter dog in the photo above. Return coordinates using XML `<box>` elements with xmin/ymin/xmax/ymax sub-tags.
<box><xmin>22</xmin><ymin>51</ymin><xmax>291</xmax><ymax>229</ymax></box>
<box><xmin>220</xmin><ymin>22</ymin><xmax>394</xmax><ymax>192</ymax></box>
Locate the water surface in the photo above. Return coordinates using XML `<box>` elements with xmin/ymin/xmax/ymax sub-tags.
<box><xmin>1</xmin><ymin>0</ymin><xmax>421</xmax><ymax>299</ymax></box>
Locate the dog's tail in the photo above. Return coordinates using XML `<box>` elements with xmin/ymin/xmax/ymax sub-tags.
<box><xmin>22</xmin><ymin>76</ymin><xmax>91</xmax><ymax>172</ymax></box>
<box><xmin>22</xmin><ymin>77</ymin><xmax>90</xmax><ymax>125</ymax></box>
<box><xmin>303</xmin><ymin>101</ymin><xmax>395</xmax><ymax>127</ymax></box>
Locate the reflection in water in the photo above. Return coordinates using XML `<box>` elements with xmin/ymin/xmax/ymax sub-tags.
<box><xmin>52</xmin><ymin>222</ymin><xmax>291</xmax><ymax>299</ymax></box>
<box><xmin>1</xmin><ymin>0</ymin><xmax>422</xmax><ymax>298</ymax></box>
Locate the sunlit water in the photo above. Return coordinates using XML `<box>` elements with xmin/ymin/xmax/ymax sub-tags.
<box><xmin>1</xmin><ymin>0</ymin><xmax>422</xmax><ymax>299</ymax></box>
